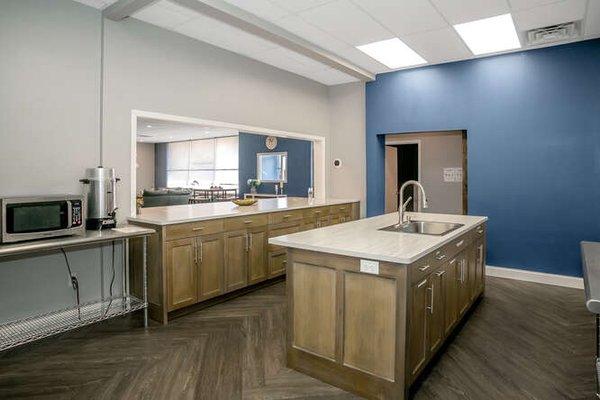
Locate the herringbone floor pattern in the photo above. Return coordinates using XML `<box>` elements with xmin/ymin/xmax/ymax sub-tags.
<box><xmin>0</xmin><ymin>277</ymin><xmax>595</xmax><ymax>399</ymax></box>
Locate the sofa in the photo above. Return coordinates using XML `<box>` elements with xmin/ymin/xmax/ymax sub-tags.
<box><xmin>142</xmin><ymin>188</ymin><xmax>192</xmax><ymax>207</ymax></box>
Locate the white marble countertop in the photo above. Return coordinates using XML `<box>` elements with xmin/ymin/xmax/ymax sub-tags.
<box><xmin>128</xmin><ymin>197</ymin><xmax>359</xmax><ymax>226</ymax></box>
<box><xmin>269</xmin><ymin>212</ymin><xmax>487</xmax><ymax>264</ymax></box>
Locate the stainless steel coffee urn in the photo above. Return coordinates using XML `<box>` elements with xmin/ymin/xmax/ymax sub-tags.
<box><xmin>80</xmin><ymin>167</ymin><xmax>120</xmax><ymax>230</ymax></box>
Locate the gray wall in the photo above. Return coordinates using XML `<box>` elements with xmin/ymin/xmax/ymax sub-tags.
<box><xmin>136</xmin><ymin>142</ymin><xmax>155</xmax><ymax>192</ymax></box>
<box><xmin>328</xmin><ymin>82</ymin><xmax>367</xmax><ymax>217</ymax></box>
<box><xmin>0</xmin><ymin>0</ymin><xmax>350</xmax><ymax>322</ymax></box>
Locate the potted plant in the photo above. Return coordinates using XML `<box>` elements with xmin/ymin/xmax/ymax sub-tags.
<box><xmin>247</xmin><ymin>179</ymin><xmax>261</xmax><ymax>194</ymax></box>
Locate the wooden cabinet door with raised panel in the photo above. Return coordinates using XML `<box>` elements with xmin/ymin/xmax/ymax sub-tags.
<box><xmin>408</xmin><ymin>277</ymin><xmax>429</xmax><ymax>382</ymax></box>
<box><xmin>166</xmin><ymin>238</ymin><xmax>198</xmax><ymax>311</ymax></box>
<box><xmin>197</xmin><ymin>233</ymin><xmax>224</xmax><ymax>301</ymax></box>
<box><xmin>474</xmin><ymin>239</ymin><xmax>485</xmax><ymax>295</ymax></box>
<box><xmin>225</xmin><ymin>230</ymin><xmax>248</xmax><ymax>292</ymax></box>
<box><xmin>444</xmin><ymin>258</ymin><xmax>458</xmax><ymax>335</ymax></box>
<box><xmin>428</xmin><ymin>268</ymin><xmax>445</xmax><ymax>354</ymax></box>
<box><xmin>248</xmin><ymin>227</ymin><xmax>268</xmax><ymax>284</ymax></box>
<box><xmin>456</xmin><ymin>251</ymin><xmax>470</xmax><ymax>317</ymax></box>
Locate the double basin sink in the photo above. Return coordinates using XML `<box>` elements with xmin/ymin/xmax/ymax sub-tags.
<box><xmin>379</xmin><ymin>220</ymin><xmax>463</xmax><ymax>236</ymax></box>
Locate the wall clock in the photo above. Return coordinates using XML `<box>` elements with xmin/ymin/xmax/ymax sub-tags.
<box><xmin>265</xmin><ymin>136</ymin><xmax>278</xmax><ymax>150</ymax></box>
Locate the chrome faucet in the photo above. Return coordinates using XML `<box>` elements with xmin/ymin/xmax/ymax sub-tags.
<box><xmin>398</xmin><ymin>180</ymin><xmax>429</xmax><ymax>226</ymax></box>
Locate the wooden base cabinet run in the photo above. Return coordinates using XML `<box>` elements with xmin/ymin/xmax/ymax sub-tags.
<box><xmin>286</xmin><ymin>223</ymin><xmax>486</xmax><ymax>400</ymax></box>
<box><xmin>129</xmin><ymin>201</ymin><xmax>359</xmax><ymax>324</ymax></box>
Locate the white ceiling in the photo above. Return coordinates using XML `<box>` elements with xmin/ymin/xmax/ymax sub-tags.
<box><xmin>76</xmin><ymin>0</ymin><xmax>600</xmax><ymax>85</ymax></box>
<box><xmin>136</xmin><ymin>118</ymin><xmax>238</xmax><ymax>143</ymax></box>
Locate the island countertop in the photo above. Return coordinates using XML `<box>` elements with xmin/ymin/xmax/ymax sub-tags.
<box><xmin>268</xmin><ymin>211</ymin><xmax>487</xmax><ymax>264</ymax></box>
<box><xmin>128</xmin><ymin>197</ymin><xmax>359</xmax><ymax>226</ymax></box>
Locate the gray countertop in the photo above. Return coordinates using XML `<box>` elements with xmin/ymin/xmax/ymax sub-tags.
<box><xmin>581</xmin><ymin>241</ymin><xmax>600</xmax><ymax>313</ymax></box>
<box><xmin>0</xmin><ymin>226</ymin><xmax>155</xmax><ymax>258</ymax></box>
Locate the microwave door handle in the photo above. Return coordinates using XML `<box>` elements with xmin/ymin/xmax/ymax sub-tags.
<box><xmin>66</xmin><ymin>200</ymin><xmax>73</xmax><ymax>228</ymax></box>
<box><xmin>111</xmin><ymin>178</ymin><xmax>120</xmax><ymax>216</ymax></box>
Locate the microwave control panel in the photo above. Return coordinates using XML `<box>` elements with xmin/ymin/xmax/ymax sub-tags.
<box><xmin>71</xmin><ymin>200</ymin><xmax>83</xmax><ymax>227</ymax></box>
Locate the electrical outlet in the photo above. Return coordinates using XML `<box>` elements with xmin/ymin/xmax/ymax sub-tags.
<box><xmin>360</xmin><ymin>259</ymin><xmax>379</xmax><ymax>275</ymax></box>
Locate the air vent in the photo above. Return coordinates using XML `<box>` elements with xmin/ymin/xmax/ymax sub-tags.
<box><xmin>526</xmin><ymin>22</ymin><xmax>580</xmax><ymax>46</ymax></box>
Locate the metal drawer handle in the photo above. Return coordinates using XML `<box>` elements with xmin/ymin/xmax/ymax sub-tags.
<box><xmin>417</xmin><ymin>279</ymin><xmax>427</xmax><ymax>288</ymax></box>
<box><xmin>283</xmin><ymin>214</ymin><xmax>293</xmax><ymax>219</ymax></box>
<box><xmin>427</xmin><ymin>286</ymin><xmax>434</xmax><ymax>314</ymax></box>
<box><xmin>455</xmin><ymin>240</ymin><xmax>464</xmax><ymax>247</ymax></box>
<box><xmin>339</xmin><ymin>207</ymin><xmax>346</xmax><ymax>210</ymax></box>
<box><xmin>315</xmin><ymin>210</ymin><xmax>321</xmax><ymax>214</ymax></box>
<box><xmin>435</xmin><ymin>251</ymin><xmax>446</xmax><ymax>260</ymax></box>
<box><xmin>244</xmin><ymin>220</ymin><xmax>253</xmax><ymax>224</ymax></box>
<box><xmin>283</xmin><ymin>260</ymin><xmax>287</xmax><ymax>265</ymax></box>
<box><xmin>436</xmin><ymin>270</ymin><xmax>446</xmax><ymax>276</ymax></box>
<box><xmin>418</xmin><ymin>265</ymin><xmax>430</xmax><ymax>272</ymax></box>
<box><xmin>477</xmin><ymin>226</ymin><xmax>484</xmax><ymax>234</ymax></box>
<box><xmin>449</xmin><ymin>258</ymin><xmax>457</xmax><ymax>265</ymax></box>
<box><xmin>192</xmin><ymin>227</ymin><xmax>204</xmax><ymax>231</ymax></box>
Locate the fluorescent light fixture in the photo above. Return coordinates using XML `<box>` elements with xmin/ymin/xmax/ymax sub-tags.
<box><xmin>356</xmin><ymin>38</ymin><xmax>426</xmax><ymax>69</ymax></box>
<box><xmin>454</xmin><ymin>13</ymin><xmax>521</xmax><ymax>55</ymax></box>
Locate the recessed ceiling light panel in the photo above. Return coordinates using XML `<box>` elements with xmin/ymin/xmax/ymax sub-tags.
<box><xmin>356</xmin><ymin>38</ymin><xmax>427</xmax><ymax>69</ymax></box>
<box><xmin>454</xmin><ymin>13</ymin><xmax>521</xmax><ymax>56</ymax></box>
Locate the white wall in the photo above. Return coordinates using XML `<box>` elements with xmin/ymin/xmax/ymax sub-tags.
<box><xmin>328</xmin><ymin>82</ymin><xmax>367</xmax><ymax>216</ymax></box>
<box><xmin>136</xmin><ymin>142</ymin><xmax>155</xmax><ymax>192</ymax></box>
<box><xmin>0</xmin><ymin>0</ymin><xmax>101</xmax><ymax>197</ymax></box>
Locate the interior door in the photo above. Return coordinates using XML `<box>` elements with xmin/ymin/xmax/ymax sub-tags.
<box><xmin>248</xmin><ymin>227</ymin><xmax>268</xmax><ymax>284</ymax></box>
<box><xmin>197</xmin><ymin>233</ymin><xmax>224</xmax><ymax>301</ymax></box>
<box><xmin>225</xmin><ymin>230</ymin><xmax>248</xmax><ymax>292</ymax></box>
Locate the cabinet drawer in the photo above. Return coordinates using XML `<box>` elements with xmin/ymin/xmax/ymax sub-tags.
<box><xmin>269</xmin><ymin>209</ymin><xmax>304</xmax><ymax>225</ymax></box>
<box><xmin>329</xmin><ymin>204</ymin><xmax>351</xmax><ymax>216</ymax></box>
<box><xmin>447</xmin><ymin>233</ymin><xmax>470</xmax><ymax>258</ymax></box>
<box><xmin>269</xmin><ymin>222</ymin><xmax>301</xmax><ymax>252</ymax></box>
<box><xmin>302</xmin><ymin>206</ymin><xmax>330</xmax><ymax>221</ymax></box>
<box><xmin>224</xmin><ymin>214</ymin><xmax>268</xmax><ymax>231</ymax></box>
<box><xmin>473</xmin><ymin>223</ymin><xmax>486</xmax><ymax>238</ymax></box>
<box><xmin>165</xmin><ymin>219</ymin><xmax>223</xmax><ymax>240</ymax></box>
<box><xmin>269</xmin><ymin>251</ymin><xmax>287</xmax><ymax>277</ymax></box>
<box><xmin>410</xmin><ymin>255</ymin><xmax>435</xmax><ymax>284</ymax></box>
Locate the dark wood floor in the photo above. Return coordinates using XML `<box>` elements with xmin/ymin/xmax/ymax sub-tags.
<box><xmin>0</xmin><ymin>277</ymin><xmax>595</xmax><ymax>399</ymax></box>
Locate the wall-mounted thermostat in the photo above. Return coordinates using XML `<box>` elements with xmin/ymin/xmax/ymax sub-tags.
<box><xmin>333</xmin><ymin>159</ymin><xmax>342</xmax><ymax>168</ymax></box>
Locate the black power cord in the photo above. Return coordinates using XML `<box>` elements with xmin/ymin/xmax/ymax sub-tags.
<box><xmin>103</xmin><ymin>241</ymin><xmax>116</xmax><ymax>318</ymax></box>
<box><xmin>61</xmin><ymin>248</ymin><xmax>81</xmax><ymax>321</ymax></box>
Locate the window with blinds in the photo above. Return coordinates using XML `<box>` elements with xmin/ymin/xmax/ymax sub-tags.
<box><xmin>166</xmin><ymin>136</ymin><xmax>239</xmax><ymax>188</ymax></box>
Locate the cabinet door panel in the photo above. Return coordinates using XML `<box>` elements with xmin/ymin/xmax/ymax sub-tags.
<box><xmin>225</xmin><ymin>231</ymin><xmax>247</xmax><ymax>291</ymax></box>
<box><xmin>197</xmin><ymin>234</ymin><xmax>224</xmax><ymax>301</ymax></box>
<box><xmin>248</xmin><ymin>227</ymin><xmax>268</xmax><ymax>284</ymax></box>
<box><xmin>409</xmin><ymin>277</ymin><xmax>429</xmax><ymax>382</ymax></box>
<box><xmin>444</xmin><ymin>258</ymin><xmax>458</xmax><ymax>335</ymax></box>
<box><xmin>428</xmin><ymin>270</ymin><xmax>445</xmax><ymax>354</ymax></box>
<box><xmin>457</xmin><ymin>252</ymin><xmax>470</xmax><ymax>317</ymax></box>
<box><xmin>269</xmin><ymin>251</ymin><xmax>287</xmax><ymax>277</ymax></box>
<box><xmin>166</xmin><ymin>238</ymin><xmax>198</xmax><ymax>311</ymax></box>
<box><xmin>475</xmin><ymin>239</ymin><xmax>485</xmax><ymax>294</ymax></box>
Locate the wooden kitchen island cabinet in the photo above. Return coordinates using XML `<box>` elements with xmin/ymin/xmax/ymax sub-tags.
<box><xmin>271</xmin><ymin>212</ymin><xmax>487</xmax><ymax>400</ymax></box>
<box><xmin>128</xmin><ymin>198</ymin><xmax>359</xmax><ymax>324</ymax></box>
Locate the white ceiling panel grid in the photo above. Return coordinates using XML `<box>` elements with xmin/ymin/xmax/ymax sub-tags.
<box><xmin>75</xmin><ymin>0</ymin><xmax>600</xmax><ymax>86</ymax></box>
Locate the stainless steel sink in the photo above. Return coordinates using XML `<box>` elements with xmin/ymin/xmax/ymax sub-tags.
<box><xmin>379</xmin><ymin>221</ymin><xmax>464</xmax><ymax>236</ymax></box>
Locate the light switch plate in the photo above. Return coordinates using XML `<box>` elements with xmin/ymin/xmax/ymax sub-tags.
<box><xmin>360</xmin><ymin>259</ymin><xmax>379</xmax><ymax>275</ymax></box>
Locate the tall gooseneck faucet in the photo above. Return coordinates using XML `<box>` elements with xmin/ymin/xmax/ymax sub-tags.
<box><xmin>398</xmin><ymin>180</ymin><xmax>429</xmax><ymax>226</ymax></box>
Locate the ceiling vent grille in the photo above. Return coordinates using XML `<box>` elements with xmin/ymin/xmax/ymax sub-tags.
<box><xmin>526</xmin><ymin>22</ymin><xmax>580</xmax><ymax>46</ymax></box>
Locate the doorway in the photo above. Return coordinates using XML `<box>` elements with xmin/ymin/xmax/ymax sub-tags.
<box><xmin>384</xmin><ymin>131</ymin><xmax>467</xmax><ymax>215</ymax></box>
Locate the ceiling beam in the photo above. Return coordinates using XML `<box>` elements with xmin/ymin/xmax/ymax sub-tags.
<box><xmin>171</xmin><ymin>0</ymin><xmax>375</xmax><ymax>82</ymax></box>
<box><xmin>103</xmin><ymin>0</ymin><xmax>160</xmax><ymax>21</ymax></box>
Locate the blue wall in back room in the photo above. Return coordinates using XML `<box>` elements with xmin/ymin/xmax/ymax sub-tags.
<box><xmin>238</xmin><ymin>132</ymin><xmax>312</xmax><ymax>197</ymax></box>
<box><xmin>366</xmin><ymin>39</ymin><xmax>600</xmax><ymax>277</ymax></box>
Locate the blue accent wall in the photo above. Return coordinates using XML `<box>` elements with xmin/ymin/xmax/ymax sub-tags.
<box><xmin>366</xmin><ymin>39</ymin><xmax>600</xmax><ymax>277</ymax></box>
<box><xmin>238</xmin><ymin>132</ymin><xmax>312</xmax><ymax>197</ymax></box>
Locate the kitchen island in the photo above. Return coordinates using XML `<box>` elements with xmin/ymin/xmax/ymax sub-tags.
<box><xmin>269</xmin><ymin>212</ymin><xmax>487</xmax><ymax>400</ymax></box>
<box><xmin>128</xmin><ymin>197</ymin><xmax>359</xmax><ymax>323</ymax></box>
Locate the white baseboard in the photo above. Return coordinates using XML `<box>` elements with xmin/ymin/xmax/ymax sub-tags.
<box><xmin>486</xmin><ymin>265</ymin><xmax>583</xmax><ymax>289</ymax></box>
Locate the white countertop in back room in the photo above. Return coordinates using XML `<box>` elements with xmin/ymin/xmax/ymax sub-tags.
<box><xmin>269</xmin><ymin>212</ymin><xmax>487</xmax><ymax>265</ymax></box>
<box><xmin>128</xmin><ymin>197</ymin><xmax>359</xmax><ymax>226</ymax></box>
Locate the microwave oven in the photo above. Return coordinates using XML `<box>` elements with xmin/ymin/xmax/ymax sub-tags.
<box><xmin>0</xmin><ymin>195</ymin><xmax>85</xmax><ymax>244</ymax></box>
